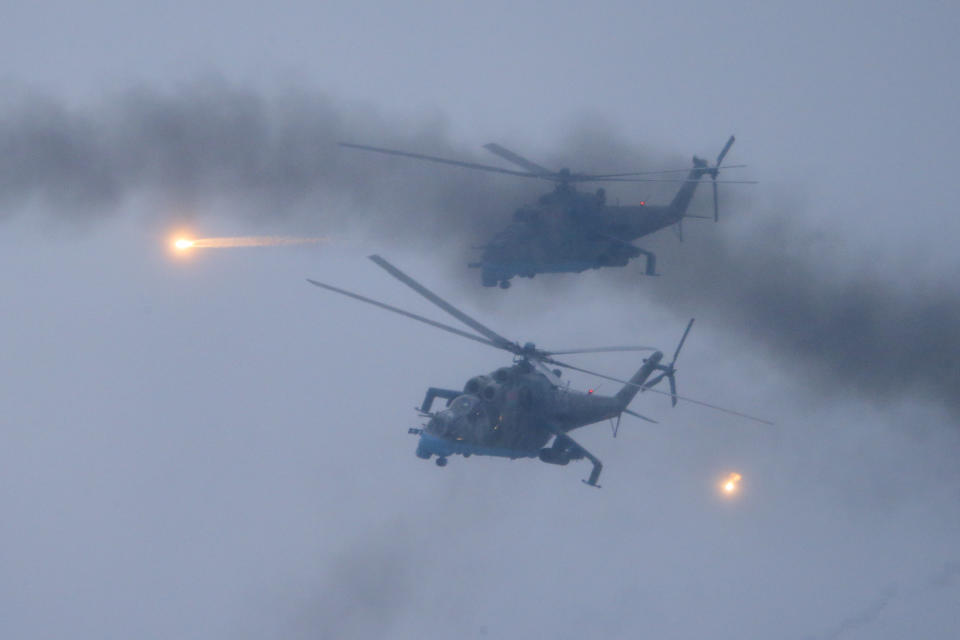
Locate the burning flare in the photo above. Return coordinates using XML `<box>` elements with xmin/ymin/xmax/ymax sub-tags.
<box><xmin>172</xmin><ymin>236</ymin><xmax>325</xmax><ymax>251</ymax></box>
<box><xmin>722</xmin><ymin>472</ymin><xmax>742</xmax><ymax>495</ymax></box>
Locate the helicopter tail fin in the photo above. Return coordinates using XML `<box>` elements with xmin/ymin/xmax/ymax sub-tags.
<box><xmin>615</xmin><ymin>351</ymin><xmax>664</xmax><ymax>407</ymax></box>
<box><xmin>668</xmin><ymin>156</ymin><xmax>710</xmax><ymax>214</ymax></box>
<box><xmin>670</xmin><ymin>136</ymin><xmax>740</xmax><ymax>221</ymax></box>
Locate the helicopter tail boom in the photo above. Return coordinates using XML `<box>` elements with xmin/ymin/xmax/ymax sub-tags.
<box><xmin>615</xmin><ymin>351</ymin><xmax>664</xmax><ymax>407</ymax></box>
<box><xmin>667</xmin><ymin>157</ymin><xmax>710</xmax><ymax>214</ymax></box>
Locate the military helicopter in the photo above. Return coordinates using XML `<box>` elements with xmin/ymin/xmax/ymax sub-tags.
<box><xmin>307</xmin><ymin>255</ymin><xmax>771</xmax><ymax>487</ymax></box>
<box><xmin>340</xmin><ymin>137</ymin><xmax>754</xmax><ymax>288</ymax></box>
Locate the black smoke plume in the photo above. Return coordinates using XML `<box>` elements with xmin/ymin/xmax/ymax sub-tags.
<box><xmin>2</xmin><ymin>80</ymin><xmax>957</xmax><ymax>415</ymax></box>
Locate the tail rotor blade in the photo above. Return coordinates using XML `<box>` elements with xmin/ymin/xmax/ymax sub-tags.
<box><xmin>672</xmin><ymin>318</ymin><xmax>695</xmax><ymax>365</ymax></box>
<box><xmin>712</xmin><ymin>135</ymin><xmax>734</xmax><ymax>223</ymax></box>
<box><xmin>669</xmin><ymin>375</ymin><xmax>678</xmax><ymax>408</ymax></box>
<box><xmin>712</xmin><ymin>179</ymin><xmax>719</xmax><ymax>222</ymax></box>
<box><xmin>716</xmin><ymin>135</ymin><xmax>735</xmax><ymax>166</ymax></box>
<box><xmin>644</xmin><ymin>372</ymin><xmax>667</xmax><ymax>389</ymax></box>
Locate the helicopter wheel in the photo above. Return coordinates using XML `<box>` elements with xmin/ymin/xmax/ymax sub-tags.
<box><xmin>499</xmin><ymin>280</ymin><xmax>511</xmax><ymax>289</ymax></box>
<box><xmin>435</xmin><ymin>457</ymin><xmax>448</xmax><ymax>467</ymax></box>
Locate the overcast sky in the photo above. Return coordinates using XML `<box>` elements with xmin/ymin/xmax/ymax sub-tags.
<box><xmin>1</xmin><ymin>2</ymin><xmax>958</xmax><ymax>639</ymax></box>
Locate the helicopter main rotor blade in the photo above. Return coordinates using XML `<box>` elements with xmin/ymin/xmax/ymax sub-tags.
<box><xmin>542</xmin><ymin>357</ymin><xmax>774</xmax><ymax>425</ymax></box>
<box><xmin>587</xmin><ymin>164</ymin><xmax>747</xmax><ymax>178</ymax></box>
<box><xmin>483</xmin><ymin>143</ymin><xmax>553</xmax><ymax>176</ymax></box>
<box><xmin>590</xmin><ymin>177</ymin><xmax>758</xmax><ymax>184</ymax></box>
<box><xmin>306</xmin><ymin>279</ymin><xmax>499</xmax><ymax>350</ymax></box>
<box><xmin>543</xmin><ymin>346</ymin><xmax>658</xmax><ymax>356</ymax></box>
<box><xmin>339</xmin><ymin>142</ymin><xmax>550</xmax><ymax>180</ymax></box>
<box><xmin>368</xmin><ymin>255</ymin><xmax>519</xmax><ymax>353</ymax></box>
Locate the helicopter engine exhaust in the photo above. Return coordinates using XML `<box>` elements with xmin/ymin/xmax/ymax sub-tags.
<box><xmin>481</xmin><ymin>382</ymin><xmax>503</xmax><ymax>401</ymax></box>
<box><xmin>464</xmin><ymin>375</ymin><xmax>492</xmax><ymax>394</ymax></box>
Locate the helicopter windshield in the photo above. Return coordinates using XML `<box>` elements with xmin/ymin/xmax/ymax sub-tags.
<box><xmin>449</xmin><ymin>395</ymin><xmax>478</xmax><ymax>416</ymax></box>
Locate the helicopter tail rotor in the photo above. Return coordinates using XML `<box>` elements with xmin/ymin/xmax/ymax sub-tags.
<box><xmin>644</xmin><ymin>318</ymin><xmax>694</xmax><ymax>407</ymax></box>
<box><xmin>710</xmin><ymin>135</ymin><xmax>735</xmax><ymax>222</ymax></box>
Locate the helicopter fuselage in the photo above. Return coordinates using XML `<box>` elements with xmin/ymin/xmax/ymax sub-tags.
<box><xmin>475</xmin><ymin>161</ymin><xmax>711</xmax><ymax>286</ymax></box>
<box><xmin>337</xmin><ymin>139</ymin><xmax>740</xmax><ymax>289</ymax></box>
<box><xmin>413</xmin><ymin>354</ymin><xmax>661</xmax><ymax>462</ymax></box>
<box><xmin>308</xmin><ymin>253</ymin><xmax>766</xmax><ymax>486</ymax></box>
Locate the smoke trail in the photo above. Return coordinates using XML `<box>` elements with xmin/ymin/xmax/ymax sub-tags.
<box><xmin>538</xmin><ymin>130</ymin><xmax>960</xmax><ymax>416</ymax></box>
<box><xmin>174</xmin><ymin>236</ymin><xmax>325</xmax><ymax>249</ymax></box>
<box><xmin>0</xmin><ymin>81</ymin><xmax>537</xmax><ymax>244</ymax></box>
<box><xmin>809</xmin><ymin>562</ymin><xmax>960</xmax><ymax>639</ymax></box>
<box><xmin>629</xmin><ymin>213</ymin><xmax>960</xmax><ymax>415</ymax></box>
<box><xmin>2</xmin><ymin>81</ymin><xmax>958</xmax><ymax>415</ymax></box>
<box><xmin>815</xmin><ymin>585</ymin><xmax>899</xmax><ymax>640</ymax></box>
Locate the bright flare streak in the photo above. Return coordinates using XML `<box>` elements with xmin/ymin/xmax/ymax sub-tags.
<box><xmin>172</xmin><ymin>236</ymin><xmax>326</xmax><ymax>250</ymax></box>
<box><xmin>722</xmin><ymin>472</ymin><xmax>742</xmax><ymax>495</ymax></box>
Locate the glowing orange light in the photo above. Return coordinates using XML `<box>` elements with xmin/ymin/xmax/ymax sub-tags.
<box><xmin>721</xmin><ymin>472</ymin><xmax>742</xmax><ymax>495</ymax></box>
<box><xmin>174</xmin><ymin>238</ymin><xmax>195</xmax><ymax>250</ymax></box>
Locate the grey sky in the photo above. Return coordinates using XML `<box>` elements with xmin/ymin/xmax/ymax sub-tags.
<box><xmin>1</xmin><ymin>2</ymin><xmax>958</xmax><ymax>639</ymax></box>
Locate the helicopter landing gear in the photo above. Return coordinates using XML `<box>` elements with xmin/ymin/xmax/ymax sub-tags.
<box><xmin>435</xmin><ymin>456</ymin><xmax>448</xmax><ymax>467</ymax></box>
<box><xmin>499</xmin><ymin>279</ymin><xmax>511</xmax><ymax>289</ymax></box>
<box><xmin>543</xmin><ymin>432</ymin><xmax>603</xmax><ymax>488</ymax></box>
<box><xmin>634</xmin><ymin>248</ymin><xmax>658</xmax><ymax>276</ymax></box>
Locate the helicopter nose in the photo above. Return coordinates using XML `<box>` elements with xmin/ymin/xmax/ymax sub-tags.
<box><xmin>427</xmin><ymin>411</ymin><xmax>451</xmax><ymax>435</ymax></box>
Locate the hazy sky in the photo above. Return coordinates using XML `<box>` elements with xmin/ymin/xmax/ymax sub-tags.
<box><xmin>1</xmin><ymin>2</ymin><xmax>958</xmax><ymax>639</ymax></box>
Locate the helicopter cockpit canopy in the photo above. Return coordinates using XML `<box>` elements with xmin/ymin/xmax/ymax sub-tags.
<box><xmin>449</xmin><ymin>394</ymin><xmax>479</xmax><ymax>416</ymax></box>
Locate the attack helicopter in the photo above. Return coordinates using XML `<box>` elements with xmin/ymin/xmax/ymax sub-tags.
<box><xmin>307</xmin><ymin>255</ymin><xmax>771</xmax><ymax>487</ymax></box>
<box><xmin>339</xmin><ymin>137</ymin><xmax>754</xmax><ymax>288</ymax></box>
